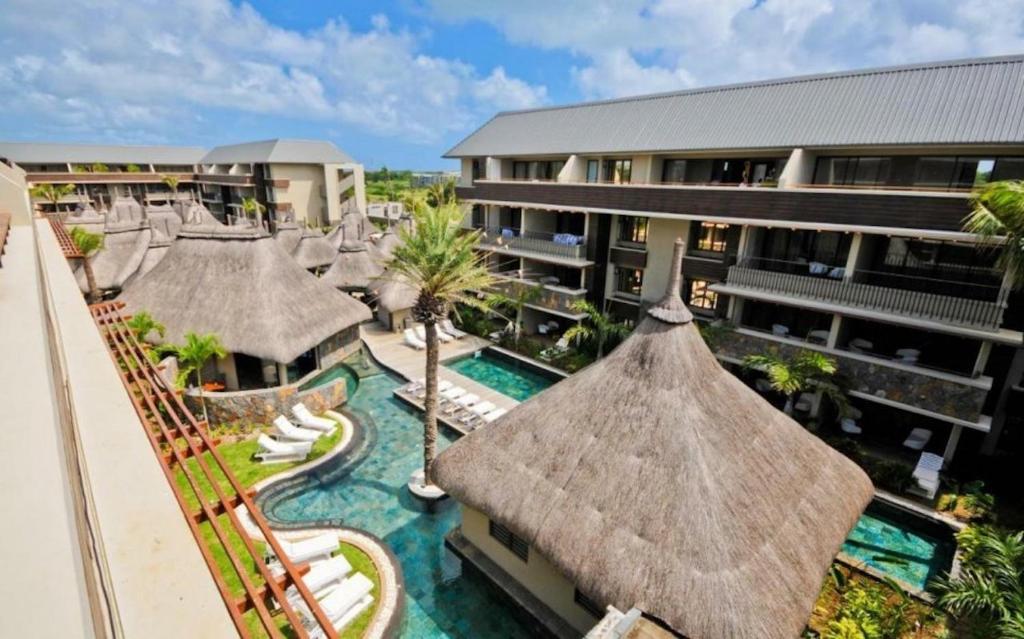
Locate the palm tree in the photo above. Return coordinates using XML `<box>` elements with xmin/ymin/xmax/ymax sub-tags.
<box><xmin>742</xmin><ymin>349</ymin><xmax>846</xmax><ymax>416</ymax></box>
<box><xmin>91</xmin><ymin>162</ymin><xmax>109</xmax><ymax>173</ymax></box>
<box><xmin>29</xmin><ymin>183</ymin><xmax>76</xmax><ymax>215</ymax></box>
<box><xmin>126</xmin><ymin>311</ymin><xmax>166</xmax><ymax>342</ymax></box>
<box><xmin>488</xmin><ymin>283</ymin><xmax>543</xmax><ymax>346</ymax></box>
<box><xmin>931</xmin><ymin>525</ymin><xmax>1024</xmax><ymax>638</ymax></box>
<box><xmin>563</xmin><ymin>299</ymin><xmax>632</xmax><ymax>358</ymax></box>
<box><xmin>387</xmin><ymin>203</ymin><xmax>496</xmax><ymax>487</ymax></box>
<box><xmin>425</xmin><ymin>179</ymin><xmax>456</xmax><ymax>208</ymax></box>
<box><xmin>241</xmin><ymin>196</ymin><xmax>266</xmax><ymax>227</ymax></box>
<box><xmin>155</xmin><ymin>332</ymin><xmax>226</xmax><ymax>425</ymax></box>
<box><xmin>161</xmin><ymin>174</ymin><xmax>180</xmax><ymax>202</ymax></box>
<box><xmin>964</xmin><ymin>180</ymin><xmax>1024</xmax><ymax>288</ymax></box>
<box><xmin>69</xmin><ymin>226</ymin><xmax>104</xmax><ymax>303</ymax></box>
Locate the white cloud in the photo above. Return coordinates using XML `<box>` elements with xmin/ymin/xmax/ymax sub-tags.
<box><xmin>429</xmin><ymin>0</ymin><xmax>1024</xmax><ymax>99</ymax></box>
<box><xmin>0</xmin><ymin>0</ymin><xmax>547</xmax><ymax>145</ymax></box>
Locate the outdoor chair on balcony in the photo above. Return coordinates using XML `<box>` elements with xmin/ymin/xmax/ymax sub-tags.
<box><xmin>272</xmin><ymin>415</ymin><xmax>322</xmax><ymax>443</ymax></box>
<box><xmin>808</xmin><ymin>262</ymin><xmax>829</xmax><ymax>276</ymax></box>
<box><xmin>293</xmin><ymin>404</ymin><xmax>337</xmax><ymax>435</ymax></box>
<box><xmin>896</xmin><ymin>348</ymin><xmax>921</xmax><ymax>364</ymax></box>
<box><xmin>806</xmin><ymin>329</ymin><xmax>830</xmax><ymax>344</ymax></box>
<box><xmin>911</xmin><ymin>452</ymin><xmax>943</xmax><ymax>500</ymax></box>
<box><xmin>828</xmin><ymin>267</ymin><xmax>846</xmax><ymax>279</ymax></box>
<box><xmin>903</xmin><ymin>427</ymin><xmax>933</xmax><ymax>451</ymax></box>
<box><xmin>771</xmin><ymin>324</ymin><xmax>790</xmax><ymax>337</ymax></box>
<box><xmin>848</xmin><ymin>338</ymin><xmax>873</xmax><ymax>353</ymax></box>
<box><xmin>840</xmin><ymin>418</ymin><xmax>862</xmax><ymax>435</ymax></box>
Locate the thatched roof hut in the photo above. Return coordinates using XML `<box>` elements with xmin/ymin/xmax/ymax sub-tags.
<box><xmin>65</xmin><ymin>205</ymin><xmax>106</xmax><ymax>233</ymax></box>
<box><xmin>75</xmin><ymin>223</ymin><xmax>151</xmax><ymax>294</ymax></box>
<box><xmin>368</xmin><ymin>228</ymin><xmax>401</xmax><ymax>264</ymax></box>
<box><xmin>145</xmin><ymin>203</ymin><xmax>183</xmax><ymax>239</ymax></box>
<box><xmin>368</xmin><ymin>275</ymin><xmax>418</xmax><ymax>331</ymax></box>
<box><xmin>274</xmin><ymin>220</ymin><xmax>302</xmax><ymax>254</ymax></box>
<box><xmin>174</xmin><ymin>201</ymin><xmax>224</xmax><ymax>228</ymax></box>
<box><xmin>122</xmin><ymin>227</ymin><xmax>172</xmax><ymax>288</ymax></box>
<box><xmin>108</xmin><ymin>196</ymin><xmax>144</xmax><ymax>225</ymax></box>
<box><xmin>320</xmin><ymin>239</ymin><xmax>384</xmax><ymax>291</ymax></box>
<box><xmin>291</xmin><ymin>226</ymin><xmax>336</xmax><ymax>271</ymax></box>
<box><xmin>118</xmin><ymin>227</ymin><xmax>372</xmax><ymax>363</ymax></box>
<box><xmin>434</xmin><ymin>240</ymin><xmax>873</xmax><ymax>639</ymax></box>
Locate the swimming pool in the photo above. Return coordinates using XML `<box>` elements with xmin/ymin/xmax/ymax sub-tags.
<box><xmin>443</xmin><ymin>348</ymin><xmax>564</xmax><ymax>402</ymax></box>
<box><xmin>841</xmin><ymin>500</ymin><xmax>956</xmax><ymax>591</ymax></box>
<box><xmin>258</xmin><ymin>363</ymin><xmax>537</xmax><ymax>638</ymax></box>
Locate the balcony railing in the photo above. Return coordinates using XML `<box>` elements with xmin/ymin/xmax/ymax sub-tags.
<box><xmin>724</xmin><ymin>257</ymin><xmax>1008</xmax><ymax>330</ymax></box>
<box><xmin>489</xmin><ymin>272</ymin><xmax>587</xmax><ymax>316</ymax></box>
<box><xmin>478</xmin><ymin>226</ymin><xmax>587</xmax><ymax>261</ymax></box>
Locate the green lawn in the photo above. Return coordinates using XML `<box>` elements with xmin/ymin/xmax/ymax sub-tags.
<box><xmin>172</xmin><ymin>419</ymin><xmax>381</xmax><ymax>638</ymax></box>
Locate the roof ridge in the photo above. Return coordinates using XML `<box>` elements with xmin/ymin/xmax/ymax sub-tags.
<box><xmin>490</xmin><ymin>53</ymin><xmax>1024</xmax><ymax>118</ymax></box>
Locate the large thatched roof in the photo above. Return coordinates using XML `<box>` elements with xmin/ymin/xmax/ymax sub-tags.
<box><xmin>108</xmin><ymin>196</ymin><xmax>144</xmax><ymax>225</ymax></box>
<box><xmin>145</xmin><ymin>203</ymin><xmax>183</xmax><ymax>239</ymax></box>
<box><xmin>368</xmin><ymin>228</ymin><xmax>401</xmax><ymax>264</ymax></box>
<box><xmin>122</xmin><ymin>227</ymin><xmax>172</xmax><ymax>288</ymax></box>
<box><xmin>320</xmin><ymin>239</ymin><xmax>384</xmax><ymax>291</ymax></box>
<box><xmin>75</xmin><ymin>223</ymin><xmax>151</xmax><ymax>293</ymax></box>
<box><xmin>274</xmin><ymin>221</ymin><xmax>302</xmax><ymax>254</ymax></box>
<box><xmin>118</xmin><ymin>227</ymin><xmax>372</xmax><ymax>363</ymax></box>
<box><xmin>368</xmin><ymin>276</ymin><xmax>418</xmax><ymax>313</ymax></box>
<box><xmin>434</xmin><ymin>240</ymin><xmax>873</xmax><ymax>639</ymax></box>
<box><xmin>292</xmin><ymin>226</ymin><xmax>336</xmax><ymax>270</ymax></box>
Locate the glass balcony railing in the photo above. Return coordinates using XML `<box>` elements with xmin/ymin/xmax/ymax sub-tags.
<box><xmin>477</xmin><ymin>226</ymin><xmax>587</xmax><ymax>260</ymax></box>
<box><xmin>724</xmin><ymin>256</ymin><xmax>1008</xmax><ymax>330</ymax></box>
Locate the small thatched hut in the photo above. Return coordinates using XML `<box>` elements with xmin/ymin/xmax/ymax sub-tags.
<box><xmin>118</xmin><ymin>226</ymin><xmax>371</xmax><ymax>390</ymax></box>
<box><xmin>291</xmin><ymin>226</ymin><xmax>336</xmax><ymax>272</ymax></box>
<box><xmin>74</xmin><ymin>223</ymin><xmax>151</xmax><ymax>295</ymax></box>
<box><xmin>274</xmin><ymin>220</ymin><xmax>303</xmax><ymax>254</ymax></box>
<box><xmin>368</xmin><ymin>276</ymin><xmax>417</xmax><ymax>331</ymax></box>
<box><xmin>320</xmin><ymin>239</ymin><xmax>384</xmax><ymax>292</ymax></box>
<box><xmin>434</xmin><ymin>240</ymin><xmax>873</xmax><ymax>639</ymax></box>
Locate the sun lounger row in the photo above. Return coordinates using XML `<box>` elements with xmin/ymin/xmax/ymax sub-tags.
<box><xmin>255</xmin><ymin>403</ymin><xmax>337</xmax><ymax>464</ymax></box>
<box><xmin>264</xmin><ymin>533</ymin><xmax>375</xmax><ymax>637</ymax></box>
<box><xmin>402</xmin><ymin>321</ymin><xmax>468</xmax><ymax>350</ymax></box>
<box><xmin>400</xmin><ymin>378</ymin><xmax>508</xmax><ymax>431</ymax></box>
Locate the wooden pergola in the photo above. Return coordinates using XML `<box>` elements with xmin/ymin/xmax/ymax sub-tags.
<box><xmin>90</xmin><ymin>301</ymin><xmax>340</xmax><ymax>638</ymax></box>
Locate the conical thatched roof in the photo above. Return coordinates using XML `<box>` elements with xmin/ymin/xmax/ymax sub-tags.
<box><xmin>274</xmin><ymin>221</ymin><xmax>302</xmax><ymax>254</ymax></box>
<box><xmin>175</xmin><ymin>201</ymin><xmax>225</xmax><ymax>228</ymax></box>
<box><xmin>341</xmin><ymin>210</ymin><xmax>373</xmax><ymax>241</ymax></box>
<box><xmin>65</xmin><ymin>205</ymin><xmax>106</xmax><ymax>233</ymax></box>
<box><xmin>108</xmin><ymin>196</ymin><xmax>144</xmax><ymax>225</ymax></box>
<box><xmin>145</xmin><ymin>203</ymin><xmax>183</xmax><ymax>239</ymax></box>
<box><xmin>118</xmin><ymin>227</ymin><xmax>372</xmax><ymax>363</ymax></box>
<box><xmin>122</xmin><ymin>227</ymin><xmax>172</xmax><ymax>288</ymax></box>
<box><xmin>434</xmin><ymin>240</ymin><xmax>873</xmax><ymax>639</ymax></box>
<box><xmin>75</xmin><ymin>224</ymin><xmax>151</xmax><ymax>293</ymax></box>
<box><xmin>368</xmin><ymin>276</ymin><xmax>418</xmax><ymax>313</ymax></box>
<box><xmin>320</xmin><ymin>239</ymin><xmax>385</xmax><ymax>291</ymax></box>
<box><xmin>367</xmin><ymin>228</ymin><xmax>401</xmax><ymax>265</ymax></box>
<box><xmin>292</xmin><ymin>226</ymin><xmax>336</xmax><ymax>270</ymax></box>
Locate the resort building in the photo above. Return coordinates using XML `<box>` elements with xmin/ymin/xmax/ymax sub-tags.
<box><xmin>447</xmin><ymin>54</ymin><xmax>1024</xmax><ymax>465</ymax></box>
<box><xmin>434</xmin><ymin>240</ymin><xmax>875</xmax><ymax>638</ymax></box>
<box><xmin>0</xmin><ymin>137</ymin><xmax>366</xmax><ymax>228</ymax></box>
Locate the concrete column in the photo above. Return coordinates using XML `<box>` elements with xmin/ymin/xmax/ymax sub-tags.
<box><xmin>826</xmin><ymin>315</ymin><xmax>842</xmax><ymax>349</ymax></box>
<box><xmin>277</xmin><ymin>362</ymin><xmax>289</xmax><ymax>386</ymax></box>
<box><xmin>943</xmin><ymin>424</ymin><xmax>964</xmax><ymax>463</ymax></box>
<box><xmin>843</xmin><ymin>232</ymin><xmax>863</xmax><ymax>281</ymax></box>
<box><xmin>974</xmin><ymin>341</ymin><xmax>993</xmax><ymax>377</ymax></box>
<box><xmin>486</xmin><ymin>157</ymin><xmax>503</xmax><ymax>180</ymax></box>
<box><xmin>778</xmin><ymin>148</ymin><xmax>816</xmax><ymax>188</ymax></box>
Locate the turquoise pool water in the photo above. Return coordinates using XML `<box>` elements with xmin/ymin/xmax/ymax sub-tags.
<box><xmin>841</xmin><ymin>501</ymin><xmax>955</xmax><ymax>591</ymax></box>
<box><xmin>258</xmin><ymin>366</ymin><xmax>535</xmax><ymax>638</ymax></box>
<box><xmin>444</xmin><ymin>349</ymin><xmax>561</xmax><ymax>402</ymax></box>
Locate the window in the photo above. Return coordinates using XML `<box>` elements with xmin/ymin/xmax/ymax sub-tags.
<box><xmin>512</xmin><ymin>161</ymin><xmax>528</xmax><ymax>180</ymax></box>
<box><xmin>614</xmin><ymin>268</ymin><xmax>644</xmax><ymax>297</ymax></box>
<box><xmin>586</xmin><ymin>160</ymin><xmax>599</xmax><ymax>183</ymax></box>
<box><xmin>471</xmin><ymin>205</ymin><xmax>485</xmax><ymax>229</ymax></box>
<box><xmin>603</xmin><ymin>159</ymin><xmax>632</xmax><ymax>184</ymax></box>
<box><xmin>489</xmin><ymin>520</ymin><xmax>529</xmax><ymax>561</ymax></box>
<box><xmin>687</xmin><ymin>279</ymin><xmax>718</xmax><ymax>312</ymax></box>
<box><xmin>618</xmin><ymin>216</ymin><xmax>648</xmax><ymax>244</ymax></box>
<box><xmin>915</xmin><ymin>156</ymin><xmax>997</xmax><ymax>190</ymax></box>
<box><xmin>662</xmin><ymin>159</ymin><xmax>687</xmax><ymax>183</ymax></box>
<box><xmin>695</xmin><ymin>222</ymin><xmax>729</xmax><ymax>253</ymax></box>
<box><xmin>812</xmin><ymin>157</ymin><xmax>891</xmax><ymax>187</ymax></box>
<box><xmin>574</xmin><ymin>588</ymin><xmax>603</xmax><ymax>618</ymax></box>
<box><xmin>498</xmin><ymin>207</ymin><xmax>521</xmax><ymax>231</ymax></box>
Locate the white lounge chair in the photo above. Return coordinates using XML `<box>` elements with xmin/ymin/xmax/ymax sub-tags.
<box><xmin>404</xmin><ymin>377</ymin><xmax>426</xmax><ymax>393</ymax></box>
<box><xmin>896</xmin><ymin>348</ymin><xmax>921</xmax><ymax>364</ymax></box>
<box><xmin>771</xmin><ymin>324</ymin><xmax>789</xmax><ymax>337</ymax></box>
<box><xmin>469</xmin><ymin>400</ymin><xmax>497</xmax><ymax>417</ymax></box>
<box><xmin>849</xmin><ymin>338</ymin><xmax>873</xmax><ymax>353</ymax></box>
<box><xmin>441</xmin><ymin>318</ymin><xmax>467</xmax><ymax>339</ymax></box>
<box><xmin>912</xmin><ymin>452</ymin><xmax>943</xmax><ymax>499</ymax></box>
<box><xmin>292</xmin><ymin>404</ymin><xmax>337</xmax><ymax>435</ymax></box>
<box><xmin>482</xmin><ymin>407</ymin><xmax>507</xmax><ymax>423</ymax></box>
<box><xmin>303</xmin><ymin>573</ymin><xmax>375</xmax><ymax>638</ymax></box>
<box><xmin>416</xmin><ymin>379</ymin><xmax>453</xmax><ymax>399</ymax></box>
<box><xmin>903</xmin><ymin>427</ymin><xmax>933</xmax><ymax>451</ymax></box>
<box><xmin>539</xmin><ymin>336</ymin><xmax>569</xmax><ymax>360</ymax></box>
<box><xmin>285</xmin><ymin>555</ymin><xmax>352</xmax><ymax>607</ymax></box>
<box><xmin>440</xmin><ymin>386</ymin><xmax>467</xmax><ymax>402</ymax></box>
<box><xmin>454</xmin><ymin>393</ymin><xmax>481</xmax><ymax>409</ymax></box>
<box><xmin>273</xmin><ymin>415</ymin><xmax>321</xmax><ymax>443</ymax></box>
<box><xmin>840</xmin><ymin>418</ymin><xmax>862</xmax><ymax>435</ymax></box>
<box><xmin>273</xmin><ymin>532</ymin><xmax>340</xmax><ymax>565</ymax></box>
<box><xmin>415</xmin><ymin>324</ymin><xmax>452</xmax><ymax>343</ymax></box>
<box><xmin>255</xmin><ymin>434</ymin><xmax>312</xmax><ymax>464</ymax></box>
<box><xmin>403</xmin><ymin>328</ymin><xmax>426</xmax><ymax>350</ymax></box>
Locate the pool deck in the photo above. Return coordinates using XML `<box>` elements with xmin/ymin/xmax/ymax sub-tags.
<box><xmin>361</xmin><ymin>323</ymin><xmax>520</xmax><ymax>432</ymax></box>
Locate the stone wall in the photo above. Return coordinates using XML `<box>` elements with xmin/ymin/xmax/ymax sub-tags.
<box><xmin>717</xmin><ymin>330</ymin><xmax>989</xmax><ymax>424</ymax></box>
<box><xmin>186</xmin><ymin>376</ymin><xmax>348</xmax><ymax>429</ymax></box>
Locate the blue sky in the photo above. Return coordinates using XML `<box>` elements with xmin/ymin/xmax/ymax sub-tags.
<box><xmin>1</xmin><ymin>1</ymin><xmax>1023</xmax><ymax>169</ymax></box>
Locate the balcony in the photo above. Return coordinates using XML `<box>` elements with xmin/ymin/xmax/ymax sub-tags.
<box><xmin>456</xmin><ymin>180</ymin><xmax>971</xmax><ymax>234</ymax></box>
<box><xmin>489</xmin><ymin>272</ymin><xmax>588</xmax><ymax>319</ymax></box>
<box><xmin>26</xmin><ymin>171</ymin><xmax>193</xmax><ymax>184</ymax></box>
<box><xmin>714</xmin><ymin>327</ymin><xmax>991</xmax><ymax>427</ymax></box>
<box><xmin>477</xmin><ymin>226</ymin><xmax>590</xmax><ymax>264</ymax></box>
<box><xmin>715</xmin><ymin>257</ymin><xmax>1008</xmax><ymax>331</ymax></box>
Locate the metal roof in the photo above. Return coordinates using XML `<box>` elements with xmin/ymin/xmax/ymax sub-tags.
<box><xmin>0</xmin><ymin>142</ymin><xmax>205</xmax><ymax>165</ymax></box>
<box><xmin>445</xmin><ymin>55</ymin><xmax>1024</xmax><ymax>158</ymax></box>
<box><xmin>201</xmin><ymin>139</ymin><xmax>355</xmax><ymax>165</ymax></box>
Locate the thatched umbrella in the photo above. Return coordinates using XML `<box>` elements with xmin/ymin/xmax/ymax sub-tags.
<box><xmin>433</xmin><ymin>239</ymin><xmax>873</xmax><ymax>639</ymax></box>
<box><xmin>320</xmin><ymin>238</ymin><xmax>384</xmax><ymax>292</ymax></box>
<box><xmin>274</xmin><ymin>220</ymin><xmax>302</xmax><ymax>254</ymax></box>
<box><xmin>144</xmin><ymin>203</ymin><xmax>183</xmax><ymax>239</ymax></box>
<box><xmin>291</xmin><ymin>225</ymin><xmax>336</xmax><ymax>271</ymax></box>
<box><xmin>74</xmin><ymin>223</ymin><xmax>151</xmax><ymax>294</ymax></box>
<box><xmin>118</xmin><ymin>226</ymin><xmax>371</xmax><ymax>363</ymax></box>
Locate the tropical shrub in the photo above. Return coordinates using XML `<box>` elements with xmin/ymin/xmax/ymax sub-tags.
<box><xmin>824</xmin><ymin>580</ymin><xmax>915</xmax><ymax>639</ymax></box>
<box><xmin>937</xmin><ymin>481</ymin><xmax>995</xmax><ymax>523</ymax></box>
